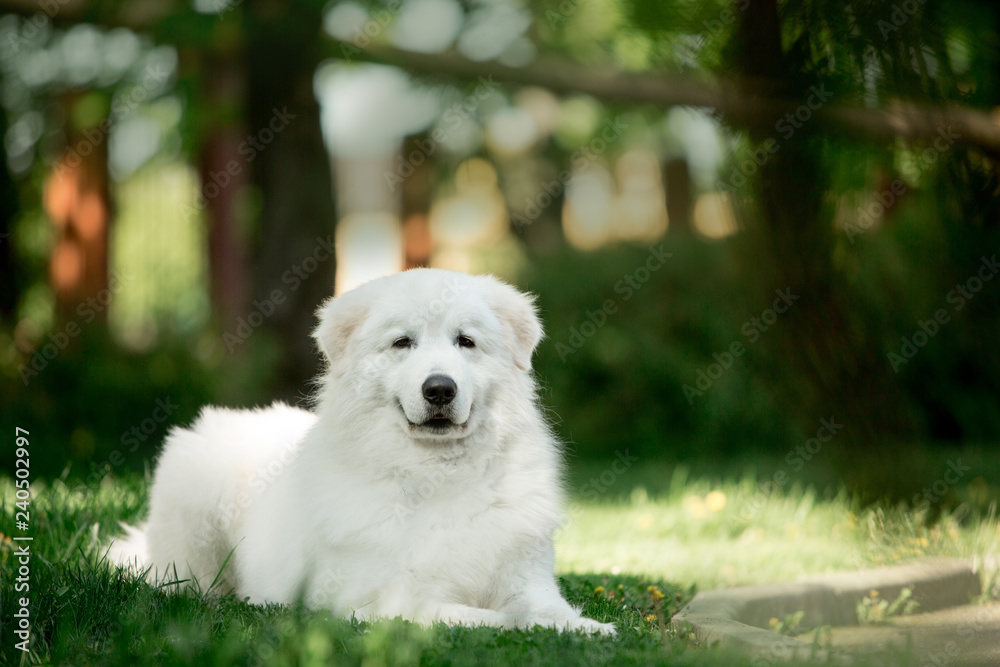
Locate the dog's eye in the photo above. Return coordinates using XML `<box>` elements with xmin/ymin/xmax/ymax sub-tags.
<box><xmin>392</xmin><ymin>337</ymin><xmax>412</xmax><ymax>349</ymax></box>
<box><xmin>457</xmin><ymin>335</ymin><xmax>475</xmax><ymax>348</ymax></box>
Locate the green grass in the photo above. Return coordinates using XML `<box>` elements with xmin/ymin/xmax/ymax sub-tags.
<box><xmin>1</xmin><ymin>467</ymin><xmax>997</xmax><ymax>666</ymax></box>
<box><xmin>557</xmin><ymin>464</ymin><xmax>1000</xmax><ymax>592</ymax></box>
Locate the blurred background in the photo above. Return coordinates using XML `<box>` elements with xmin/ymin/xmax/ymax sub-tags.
<box><xmin>1</xmin><ymin>0</ymin><xmax>999</xmax><ymax>504</ymax></box>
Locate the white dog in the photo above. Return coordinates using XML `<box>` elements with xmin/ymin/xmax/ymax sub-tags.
<box><xmin>110</xmin><ymin>269</ymin><xmax>614</xmax><ymax>635</ymax></box>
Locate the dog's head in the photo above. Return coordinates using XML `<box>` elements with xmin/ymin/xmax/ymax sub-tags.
<box><xmin>313</xmin><ymin>269</ymin><xmax>542</xmax><ymax>442</ymax></box>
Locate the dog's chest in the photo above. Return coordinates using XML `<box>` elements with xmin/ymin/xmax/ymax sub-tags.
<box><xmin>391</xmin><ymin>468</ymin><xmax>541</xmax><ymax>563</ymax></box>
<box><xmin>395</xmin><ymin>468</ymin><xmax>501</xmax><ymax>530</ymax></box>
<box><xmin>313</xmin><ymin>461</ymin><xmax>560</xmax><ymax>611</ymax></box>
<box><xmin>394</xmin><ymin>487</ymin><xmax>520</xmax><ymax>600</ymax></box>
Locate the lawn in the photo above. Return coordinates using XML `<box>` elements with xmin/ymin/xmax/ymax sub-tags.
<box><xmin>1</xmin><ymin>464</ymin><xmax>997</xmax><ymax>666</ymax></box>
<box><xmin>558</xmin><ymin>463</ymin><xmax>1000</xmax><ymax>592</ymax></box>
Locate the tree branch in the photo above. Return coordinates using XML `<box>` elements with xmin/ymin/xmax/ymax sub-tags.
<box><xmin>335</xmin><ymin>41</ymin><xmax>1000</xmax><ymax>155</ymax></box>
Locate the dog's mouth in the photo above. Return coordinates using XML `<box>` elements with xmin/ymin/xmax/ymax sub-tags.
<box><xmin>422</xmin><ymin>416</ymin><xmax>454</xmax><ymax>429</ymax></box>
<box><xmin>399</xmin><ymin>404</ymin><xmax>470</xmax><ymax>435</ymax></box>
<box><xmin>407</xmin><ymin>414</ymin><xmax>468</xmax><ymax>430</ymax></box>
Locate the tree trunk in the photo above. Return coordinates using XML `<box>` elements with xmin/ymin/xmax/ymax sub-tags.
<box><xmin>243</xmin><ymin>2</ymin><xmax>338</xmax><ymax>402</ymax></box>
<box><xmin>730</xmin><ymin>0</ymin><xmax>916</xmax><ymax>488</ymax></box>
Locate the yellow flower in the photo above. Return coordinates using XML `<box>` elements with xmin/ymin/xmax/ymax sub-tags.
<box><xmin>769</xmin><ymin>617</ymin><xmax>779</xmax><ymax>628</ymax></box>
<box><xmin>647</xmin><ymin>585</ymin><xmax>664</xmax><ymax>601</ymax></box>
<box><xmin>645</xmin><ymin>614</ymin><xmax>657</xmax><ymax>623</ymax></box>
<box><xmin>593</xmin><ymin>586</ymin><xmax>604</xmax><ymax>595</ymax></box>
<box><xmin>705</xmin><ymin>490</ymin><xmax>727</xmax><ymax>512</ymax></box>
<box><xmin>869</xmin><ymin>590</ymin><xmax>879</xmax><ymax>598</ymax></box>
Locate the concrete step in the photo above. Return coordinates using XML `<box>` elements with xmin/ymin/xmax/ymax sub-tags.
<box><xmin>670</xmin><ymin>557</ymin><xmax>997</xmax><ymax>665</ymax></box>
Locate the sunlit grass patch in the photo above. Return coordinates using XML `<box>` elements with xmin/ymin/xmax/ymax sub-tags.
<box><xmin>557</xmin><ymin>465</ymin><xmax>1000</xmax><ymax>593</ymax></box>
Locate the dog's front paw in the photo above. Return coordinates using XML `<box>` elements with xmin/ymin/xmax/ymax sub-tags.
<box><xmin>559</xmin><ymin>616</ymin><xmax>616</xmax><ymax>636</ymax></box>
<box><xmin>582</xmin><ymin>617</ymin><xmax>617</xmax><ymax>636</ymax></box>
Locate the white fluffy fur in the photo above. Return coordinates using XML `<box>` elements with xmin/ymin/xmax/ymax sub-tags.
<box><xmin>110</xmin><ymin>269</ymin><xmax>613</xmax><ymax>634</ymax></box>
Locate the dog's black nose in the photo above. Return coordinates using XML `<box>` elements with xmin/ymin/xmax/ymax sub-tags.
<box><xmin>422</xmin><ymin>375</ymin><xmax>457</xmax><ymax>406</ymax></box>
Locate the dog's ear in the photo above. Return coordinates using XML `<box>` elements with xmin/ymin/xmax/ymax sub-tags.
<box><xmin>313</xmin><ymin>290</ymin><xmax>370</xmax><ymax>376</ymax></box>
<box><xmin>478</xmin><ymin>276</ymin><xmax>543</xmax><ymax>372</ymax></box>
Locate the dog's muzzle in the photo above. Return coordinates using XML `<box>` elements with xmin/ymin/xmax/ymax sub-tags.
<box><xmin>401</xmin><ymin>374</ymin><xmax>469</xmax><ymax>434</ymax></box>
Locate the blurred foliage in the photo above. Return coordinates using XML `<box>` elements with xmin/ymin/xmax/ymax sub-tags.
<box><xmin>527</xmin><ymin>237</ymin><xmax>790</xmax><ymax>461</ymax></box>
<box><xmin>1</xmin><ymin>0</ymin><xmax>999</xmax><ymax>499</ymax></box>
<box><xmin>525</xmin><ymin>208</ymin><xmax>1000</xmax><ymax>471</ymax></box>
<box><xmin>0</xmin><ymin>326</ymin><xmax>286</xmax><ymax>478</ymax></box>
